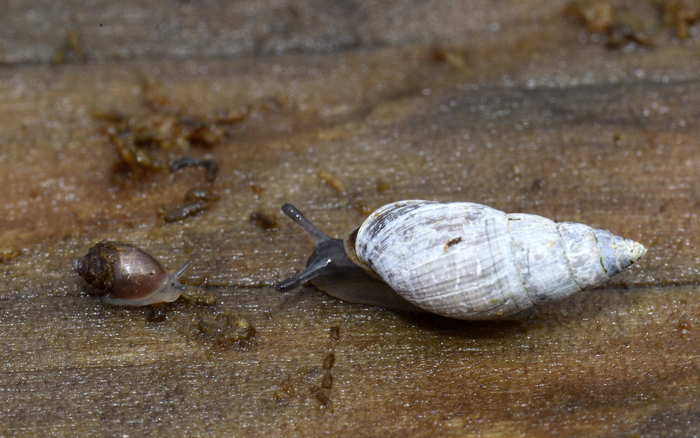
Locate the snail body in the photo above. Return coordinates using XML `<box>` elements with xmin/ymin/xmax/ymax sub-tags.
<box><xmin>73</xmin><ymin>241</ymin><xmax>191</xmax><ymax>306</ymax></box>
<box><xmin>277</xmin><ymin>200</ymin><xmax>646</xmax><ymax>320</ymax></box>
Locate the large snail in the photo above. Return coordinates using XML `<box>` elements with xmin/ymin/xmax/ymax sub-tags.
<box><xmin>276</xmin><ymin>200</ymin><xmax>646</xmax><ymax>320</ymax></box>
<box><xmin>73</xmin><ymin>241</ymin><xmax>192</xmax><ymax>306</ymax></box>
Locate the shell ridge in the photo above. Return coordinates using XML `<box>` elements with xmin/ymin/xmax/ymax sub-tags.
<box><xmin>554</xmin><ymin>222</ymin><xmax>584</xmax><ymax>293</ymax></box>
<box><xmin>402</xmin><ymin>247</ymin><xmax>506</xmax><ymax>306</ymax></box>
<box><xmin>482</xmin><ymin>215</ymin><xmax>508</xmax><ymax>310</ymax></box>
<box><xmin>397</xmin><ymin>204</ymin><xmax>527</xmax><ymax>317</ymax></box>
<box><xmin>590</xmin><ymin>229</ymin><xmax>609</xmax><ymax>275</ymax></box>
<box><xmin>506</xmin><ymin>214</ymin><xmax>536</xmax><ymax>309</ymax></box>
<box><xmin>403</xmin><ymin>215</ymin><xmax>503</xmax><ymax>301</ymax></box>
<box><xmin>464</xmin><ymin>297</ymin><xmax>511</xmax><ymax>317</ymax></box>
<box><xmin>360</xmin><ymin>200</ymin><xmax>436</xmax><ymax>244</ymax></box>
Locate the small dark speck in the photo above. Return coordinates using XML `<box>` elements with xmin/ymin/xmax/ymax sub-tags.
<box><xmin>163</xmin><ymin>201</ymin><xmax>208</xmax><ymax>222</ymax></box>
<box><xmin>329</xmin><ymin>326</ymin><xmax>340</xmax><ymax>342</ymax></box>
<box><xmin>322</xmin><ymin>352</ymin><xmax>335</xmax><ymax>370</ymax></box>
<box><xmin>249</xmin><ymin>211</ymin><xmax>278</xmax><ymax>230</ymax></box>
<box><xmin>310</xmin><ymin>385</ymin><xmax>332</xmax><ymax>408</ymax></box>
<box><xmin>530</xmin><ymin>178</ymin><xmax>544</xmax><ymax>191</ymax></box>
<box><xmin>146</xmin><ymin>306</ymin><xmax>167</xmax><ymax>323</ymax></box>
<box><xmin>444</xmin><ymin>237</ymin><xmax>462</xmax><ymax>251</ymax></box>
<box><xmin>321</xmin><ymin>373</ymin><xmax>333</xmax><ymax>389</ymax></box>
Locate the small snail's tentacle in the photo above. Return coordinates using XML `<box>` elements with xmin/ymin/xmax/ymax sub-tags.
<box><xmin>174</xmin><ymin>261</ymin><xmax>193</xmax><ymax>279</ymax></box>
<box><xmin>276</xmin><ymin>257</ymin><xmax>332</xmax><ymax>292</ymax></box>
<box><xmin>169</xmin><ymin>157</ymin><xmax>219</xmax><ymax>182</ymax></box>
<box><xmin>281</xmin><ymin>203</ymin><xmax>331</xmax><ymax>244</ymax></box>
<box><xmin>171</xmin><ymin>261</ymin><xmax>193</xmax><ymax>290</ymax></box>
<box><xmin>278</xmin><ymin>204</ymin><xmax>352</xmax><ymax>292</ymax></box>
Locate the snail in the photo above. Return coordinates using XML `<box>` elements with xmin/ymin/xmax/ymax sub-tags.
<box><xmin>73</xmin><ymin>241</ymin><xmax>192</xmax><ymax>306</ymax></box>
<box><xmin>276</xmin><ymin>201</ymin><xmax>646</xmax><ymax>320</ymax></box>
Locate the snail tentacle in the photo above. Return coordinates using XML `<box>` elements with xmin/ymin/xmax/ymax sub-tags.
<box><xmin>281</xmin><ymin>203</ymin><xmax>331</xmax><ymax>244</ymax></box>
<box><xmin>276</xmin><ymin>257</ymin><xmax>332</xmax><ymax>292</ymax></box>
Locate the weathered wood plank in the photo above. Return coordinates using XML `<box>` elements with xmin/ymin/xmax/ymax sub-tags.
<box><xmin>1</xmin><ymin>1</ymin><xmax>700</xmax><ymax>437</ymax></box>
<box><xmin>1</xmin><ymin>0</ymin><xmax>574</xmax><ymax>64</ymax></box>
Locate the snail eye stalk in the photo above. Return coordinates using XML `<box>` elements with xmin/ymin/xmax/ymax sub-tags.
<box><xmin>276</xmin><ymin>204</ymin><xmax>348</xmax><ymax>292</ymax></box>
<box><xmin>275</xmin><ymin>257</ymin><xmax>332</xmax><ymax>292</ymax></box>
<box><xmin>281</xmin><ymin>203</ymin><xmax>331</xmax><ymax>244</ymax></box>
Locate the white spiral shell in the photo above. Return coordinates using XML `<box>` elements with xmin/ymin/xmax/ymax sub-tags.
<box><xmin>354</xmin><ymin>200</ymin><xmax>646</xmax><ymax>320</ymax></box>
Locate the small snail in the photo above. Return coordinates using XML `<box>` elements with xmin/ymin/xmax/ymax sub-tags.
<box><xmin>73</xmin><ymin>241</ymin><xmax>192</xmax><ymax>306</ymax></box>
<box><xmin>276</xmin><ymin>201</ymin><xmax>646</xmax><ymax>320</ymax></box>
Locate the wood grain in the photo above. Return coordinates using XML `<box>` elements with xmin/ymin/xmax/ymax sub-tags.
<box><xmin>1</xmin><ymin>1</ymin><xmax>699</xmax><ymax>437</ymax></box>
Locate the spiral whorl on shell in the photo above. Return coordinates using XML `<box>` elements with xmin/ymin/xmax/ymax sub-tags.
<box><xmin>353</xmin><ymin>200</ymin><xmax>646</xmax><ymax>320</ymax></box>
<box><xmin>73</xmin><ymin>241</ymin><xmax>192</xmax><ymax>306</ymax></box>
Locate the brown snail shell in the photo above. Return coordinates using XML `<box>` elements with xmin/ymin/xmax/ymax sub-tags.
<box><xmin>73</xmin><ymin>241</ymin><xmax>191</xmax><ymax>306</ymax></box>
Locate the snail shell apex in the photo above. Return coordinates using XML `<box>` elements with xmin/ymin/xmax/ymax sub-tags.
<box><xmin>73</xmin><ymin>241</ymin><xmax>189</xmax><ymax>306</ymax></box>
<box><xmin>354</xmin><ymin>201</ymin><xmax>646</xmax><ymax>319</ymax></box>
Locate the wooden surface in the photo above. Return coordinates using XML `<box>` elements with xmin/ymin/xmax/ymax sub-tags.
<box><xmin>1</xmin><ymin>1</ymin><xmax>700</xmax><ymax>436</ymax></box>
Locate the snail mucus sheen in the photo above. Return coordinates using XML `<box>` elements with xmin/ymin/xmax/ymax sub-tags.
<box><xmin>276</xmin><ymin>201</ymin><xmax>646</xmax><ymax>320</ymax></box>
<box><xmin>73</xmin><ymin>241</ymin><xmax>192</xmax><ymax>306</ymax></box>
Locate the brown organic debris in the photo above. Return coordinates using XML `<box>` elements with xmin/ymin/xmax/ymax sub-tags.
<box><xmin>213</xmin><ymin>108</ymin><xmax>250</xmax><ymax>125</ymax></box>
<box><xmin>329</xmin><ymin>326</ymin><xmax>340</xmax><ymax>342</ymax></box>
<box><xmin>273</xmin><ymin>377</ymin><xmax>299</xmax><ymax>405</ymax></box>
<box><xmin>566</xmin><ymin>0</ymin><xmax>615</xmax><ymax>33</ymax></box>
<box><xmin>179</xmin><ymin>282</ymin><xmax>218</xmax><ymax>305</ymax></box>
<box><xmin>321</xmin><ymin>373</ymin><xmax>333</xmax><ymax>390</ymax></box>
<box><xmin>183</xmin><ymin>120</ymin><xmax>226</xmax><ymax>149</ymax></box>
<box><xmin>676</xmin><ymin>320</ymin><xmax>691</xmax><ymax>335</ymax></box>
<box><xmin>530</xmin><ymin>178</ymin><xmax>545</xmax><ymax>192</ymax></box>
<box><xmin>312</xmin><ymin>327</ymin><xmax>339</xmax><ymax>407</ymax></box>
<box><xmin>52</xmin><ymin>29</ymin><xmax>87</xmax><ymax>64</ymax></box>
<box><xmin>658</xmin><ymin>0</ymin><xmax>700</xmax><ymax>38</ymax></box>
<box><xmin>444</xmin><ymin>237</ymin><xmax>463</xmax><ymax>252</ymax></box>
<box><xmin>162</xmin><ymin>201</ymin><xmax>209</xmax><ymax>223</ymax></box>
<box><xmin>108</xmin><ymin>128</ymin><xmax>167</xmax><ymax>173</ymax></box>
<box><xmin>310</xmin><ymin>385</ymin><xmax>332</xmax><ymax>408</ymax></box>
<box><xmin>95</xmin><ymin>83</ymin><xmax>247</xmax><ymax>180</ymax></box>
<box><xmin>146</xmin><ymin>306</ymin><xmax>168</xmax><ymax>323</ymax></box>
<box><xmin>184</xmin><ymin>187</ymin><xmax>221</xmax><ymax>203</ymax></box>
<box><xmin>322</xmin><ymin>352</ymin><xmax>335</xmax><ymax>370</ymax></box>
<box><xmin>170</xmin><ymin>157</ymin><xmax>219</xmax><ymax>182</ymax></box>
<box><xmin>319</xmin><ymin>170</ymin><xmax>347</xmax><ymax>194</ymax></box>
<box><xmin>248</xmin><ymin>183</ymin><xmax>265</xmax><ymax>196</ymax></box>
<box><xmin>565</xmin><ymin>1</ymin><xmax>657</xmax><ymax>48</ymax></box>
<box><xmin>375</xmin><ymin>179</ymin><xmax>391</xmax><ymax>193</ymax></box>
<box><xmin>351</xmin><ymin>198</ymin><xmax>373</xmax><ymax>216</ymax></box>
<box><xmin>196</xmin><ymin>312</ymin><xmax>256</xmax><ymax>349</ymax></box>
<box><xmin>0</xmin><ymin>247</ymin><xmax>21</xmax><ymax>263</ymax></box>
<box><xmin>249</xmin><ymin>211</ymin><xmax>279</xmax><ymax>230</ymax></box>
<box><xmin>100</xmin><ymin>113</ymin><xmax>222</xmax><ymax>177</ymax></box>
<box><xmin>161</xmin><ymin>184</ymin><xmax>220</xmax><ymax>224</ymax></box>
<box><xmin>430</xmin><ymin>46</ymin><xmax>469</xmax><ymax>70</ymax></box>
